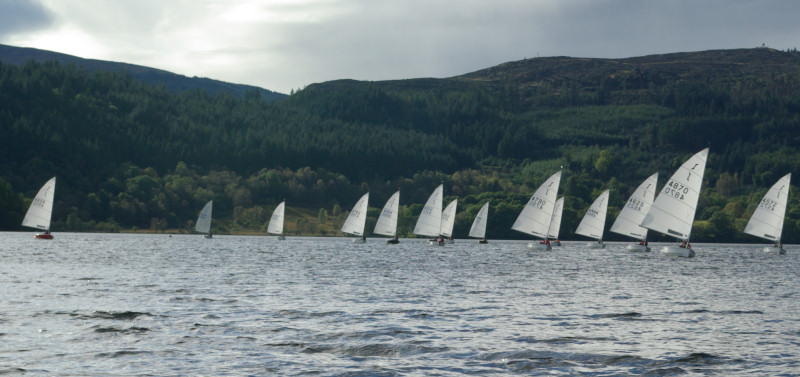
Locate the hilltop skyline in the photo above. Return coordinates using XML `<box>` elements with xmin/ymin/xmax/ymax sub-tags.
<box><xmin>1</xmin><ymin>0</ymin><xmax>798</xmax><ymax>94</ymax></box>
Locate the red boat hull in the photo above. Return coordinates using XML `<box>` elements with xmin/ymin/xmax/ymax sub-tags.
<box><xmin>35</xmin><ymin>233</ymin><xmax>53</xmax><ymax>239</ymax></box>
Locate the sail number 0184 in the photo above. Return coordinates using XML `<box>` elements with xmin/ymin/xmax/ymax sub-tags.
<box><xmin>663</xmin><ymin>180</ymin><xmax>689</xmax><ymax>200</ymax></box>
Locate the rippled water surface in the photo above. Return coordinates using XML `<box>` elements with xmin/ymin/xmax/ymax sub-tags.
<box><xmin>1</xmin><ymin>232</ymin><xmax>798</xmax><ymax>375</ymax></box>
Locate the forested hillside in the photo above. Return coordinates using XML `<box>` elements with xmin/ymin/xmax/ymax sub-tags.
<box><xmin>1</xmin><ymin>48</ymin><xmax>799</xmax><ymax>242</ymax></box>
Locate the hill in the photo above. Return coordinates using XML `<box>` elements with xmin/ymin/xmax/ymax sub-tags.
<box><xmin>0</xmin><ymin>43</ymin><xmax>286</xmax><ymax>101</ymax></box>
<box><xmin>0</xmin><ymin>47</ymin><xmax>799</xmax><ymax>242</ymax></box>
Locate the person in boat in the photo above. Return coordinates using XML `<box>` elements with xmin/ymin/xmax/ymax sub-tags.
<box><xmin>540</xmin><ymin>239</ymin><xmax>550</xmax><ymax>245</ymax></box>
<box><xmin>679</xmin><ymin>241</ymin><xmax>691</xmax><ymax>249</ymax></box>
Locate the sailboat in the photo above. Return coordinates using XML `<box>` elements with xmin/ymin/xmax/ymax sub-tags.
<box><xmin>414</xmin><ymin>184</ymin><xmax>443</xmax><ymax>245</ymax></box>
<box><xmin>744</xmin><ymin>173</ymin><xmax>791</xmax><ymax>254</ymax></box>
<box><xmin>341</xmin><ymin>192</ymin><xmax>369</xmax><ymax>243</ymax></box>
<box><xmin>468</xmin><ymin>201</ymin><xmax>490</xmax><ymax>243</ymax></box>
<box><xmin>195</xmin><ymin>200</ymin><xmax>213</xmax><ymax>238</ymax></box>
<box><xmin>512</xmin><ymin>171</ymin><xmax>562</xmax><ymax>251</ymax></box>
<box><xmin>267</xmin><ymin>201</ymin><xmax>286</xmax><ymax>240</ymax></box>
<box><xmin>575</xmin><ymin>190</ymin><xmax>610</xmax><ymax>249</ymax></box>
<box><xmin>642</xmin><ymin>148</ymin><xmax>709</xmax><ymax>258</ymax></box>
<box><xmin>374</xmin><ymin>191</ymin><xmax>400</xmax><ymax>244</ymax></box>
<box><xmin>548</xmin><ymin>197</ymin><xmax>564</xmax><ymax>246</ymax></box>
<box><xmin>610</xmin><ymin>173</ymin><xmax>658</xmax><ymax>252</ymax></box>
<box><xmin>22</xmin><ymin>176</ymin><xmax>56</xmax><ymax>239</ymax></box>
<box><xmin>440</xmin><ymin>199</ymin><xmax>458</xmax><ymax>244</ymax></box>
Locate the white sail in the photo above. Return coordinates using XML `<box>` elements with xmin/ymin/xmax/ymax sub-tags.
<box><xmin>341</xmin><ymin>192</ymin><xmax>369</xmax><ymax>236</ymax></box>
<box><xmin>267</xmin><ymin>201</ymin><xmax>286</xmax><ymax>235</ymax></box>
<box><xmin>642</xmin><ymin>148</ymin><xmax>709</xmax><ymax>241</ymax></box>
<box><xmin>512</xmin><ymin>171</ymin><xmax>562</xmax><ymax>238</ymax></box>
<box><xmin>373</xmin><ymin>191</ymin><xmax>400</xmax><ymax>237</ymax></box>
<box><xmin>440</xmin><ymin>199</ymin><xmax>458</xmax><ymax>237</ymax></box>
<box><xmin>195</xmin><ymin>200</ymin><xmax>213</xmax><ymax>234</ymax></box>
<box><xmin>610</xmin><ymin>173</ymin><xmax>658</xmax><ymax>241</ymax></box>
<box><xmin>413</xmin><ymin>184</ymin><xmax>443</xmax><ymax>237</ymax></box>
<box><xmin>575</xmin><ymin>190</ymin><xmax>610</xmax><ymax>241</ymax></box>
<box><xmin>468</xmin><ymin>202</ymin><xmax>490</xmax><ymax>239</ymax></box>
<box><xmin>744</xmin><ymin>173</ymin><xmax>791</xmax><ymax>243</ymax></box>
<box><xmin>547</xmin><ymin>197</ymin><xmax>564</xmax><ymax>239</ymax></box>
<box><xmin>22</xmin><ymin>176</ymin><xmax>56</xmax><ymax>231</ymax></box>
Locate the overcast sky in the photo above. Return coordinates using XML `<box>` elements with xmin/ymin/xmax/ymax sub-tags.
<box><xmin>1</xmin><ymin>0</ymin><xmax>798</xmax><ymax>94</ymax></box>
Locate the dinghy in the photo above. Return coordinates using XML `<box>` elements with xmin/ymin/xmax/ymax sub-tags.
<box><xmin>744</xmin><ymin>173</ymin><xmax>791</xmax><ymax>254</ymax></box>
<box><xmin>374</xmin><ymin>191</ymin><xmax>400</xmax><ymax>244</ymax></box>
<box><xmin>22</xmin><ymin>176</ymin><xmax>56</xmax><ymax>239</ymax></box>
<box><xmin>511</xmin><ymin>171</ymin><xmax>562</xmax><ymax>251</ymax></box>
<box><xmin>267</xmin><ymin>201</ymin><xmax>286</xmax><ymax>240</ymax></box>
<box><xmin>610</xmin><ymin>173</ymin><xmax>658</xmax><ymax>252</ymax></box>
<box><xmin>414</xmin><ymin>185</ymin><xmax>443</xmax><ymax>246</ymax></box>
<box><xmin>342</xmin><ymin>193</ymin><xmax>369</xmax><ymax>243</ymax></box>
<box><xmin>575</xmin><ymin>190</ymin><xmax>610</xmax><ymax>249</ymax></box>
<box><xmin>468</xmin><ymin>201</ymin><xmax>490</xmax><ymax>244</ymax></box>
<box><xmin>195</xmin><ymin>200</ymin><xmax>213</xmax><ymax>238</ymax></box>
<box><xmin>642</xmin><ymin>148</ymin><xmax>709</xmax><ymax>258</ymax></box>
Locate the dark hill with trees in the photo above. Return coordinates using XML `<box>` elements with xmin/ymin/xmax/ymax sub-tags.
<box><xmin>0</xmin><ymin>47</ymin><xmax>798</xmax><ymax>243</ymax></box>
<box><xmin>0</xmin><ymin>43</ymin><xmax>286</xmax><ymax>101</ymax></box>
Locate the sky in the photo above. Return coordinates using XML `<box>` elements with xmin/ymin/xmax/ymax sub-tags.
<box><xmin>1</xmin><ymin>0</ymin><xmax>798</xmax><ymax>94</ymax></box>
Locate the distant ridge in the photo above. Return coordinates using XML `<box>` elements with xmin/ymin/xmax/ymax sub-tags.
<box><xmin>0</xmin><ymin>44</ymin><xmax>286</xmax><ymax>101</ymax></box>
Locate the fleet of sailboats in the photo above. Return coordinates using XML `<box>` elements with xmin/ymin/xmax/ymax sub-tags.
<box><xmin>610</xmin><ymin>173</ymin><xmax>658</xmax><ymax>252</ymax></box>
<box><xmin>575</xmin><ymin>190</ymin><xmax>609</xmax><ymax>249</ymax></box>
<box><xmin>16</xmin><ymin>148</ymin><xmax>795</xmax><ymax>254</ymax></box>
<box><xmin>195</xmin><ymin>200</ymin><xmax>213</xmax><ymax>238</ymax></box>
<box><xmin>511</xmin><ymin>171</ymin><xmax>562</xmax><ymax>251</ymax></box>
<box><xmin>341</xmin><ymin>193</ymin><xmax>369</xmax><ymax>243</ymax></box>
<box><xmin>267</xmin><ymin>201</ymin><xmax>286</xmax><ymax>240</ymax></box>
<box><xmin>22</xmin><ymin>176</ymin><xmax>56</xmax><ymax>239</ymax></box>
<box><xmin>374</xmin><ymin>191</ymin><xmax>400</xmax><ymax>244</ymax></box>
<box><xmin>744</xmin><ymin>173</ymin><xmax>791</xmax><ymax>254</ymax></box>
<box><xmin>468</xmin><ymin>201</ymin><xmax>490</xmax><ymax>243</ymax></box>
<box><xmin>642</xmin><ymin>148</ymin><xmax>709</xmax><ymax>258</ymax></box>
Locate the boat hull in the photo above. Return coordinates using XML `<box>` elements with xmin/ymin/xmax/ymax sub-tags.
<box><xmin>352</xmin><ymin>238</ymin><xmax>366</xmax><ymax>244</ymax></box>
<box><xmin>386</xmin><ymin>238</ymin><xmax>399</xmax><ymax>244</ymax></box>
<box><xmin>35</xmin><ymin>233</ymin><xmax>53</xmax><ymax>239</ymax></box>
<box><xmin>478</xmin><ymin>239</ymin><xmax>488</xmax><ymax>244</ymax></box>
<box><xmin>764</xmin><ymin>246</ymin><xmax>786</xmax><ymax>255</ymax></box>
<box><xmin>586</xmin><ymin>242</ymin><xmax>605</xmax><ymax>249</ymax></box>
<box><xmin>204</xmin><ymin>234</ymin><xmax>213</xmax><ymax>239</ymax></box>
<box><xmin>527</xmin><ymin>242</ymin><xmax>551</xmax><ymax>251</ymax></box>
<box><xmin>277</xmin><ymin>235</ymin><xmax>286</xmax><ymax>240</ymax></box>
<box><xmin>661</xmin><ymin>245</ymin><xmax>695</xmax><ymax>258</ymax></box>
<box><xmin>626</xmin><ymin>244</ymin><xmax>651</xmax><ymax>252</ymax></box>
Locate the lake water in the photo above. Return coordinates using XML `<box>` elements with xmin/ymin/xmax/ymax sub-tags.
<box><xmin>1</xmin><ymin>232</ymin><xmax>798</xmax><ymax>376</ymax></box>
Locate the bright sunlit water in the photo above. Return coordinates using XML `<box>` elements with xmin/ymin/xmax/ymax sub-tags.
<box><xmin>1</xmin><ymin>232</ymin><xmax>798</xmax><ymax>375</ymax></box>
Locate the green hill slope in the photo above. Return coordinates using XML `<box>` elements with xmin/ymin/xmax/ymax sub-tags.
<box><xmin>1</xmin><ymin>48</ymin><xmax>799</xmax><ymax>242</ymax></box>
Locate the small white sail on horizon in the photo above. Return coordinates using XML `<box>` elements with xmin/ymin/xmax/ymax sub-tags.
<box><xmin>469</xmin><ymin>201</ymin><xmax>490</xmax><ymax>242</ymax></box>
<box><xmin>267</xmin><ymin>201</ymin><xmax>286</xmax><ymax>239</ymax></box>
<box><xmin>744</xmin><ymin>173</ymin><xmax>791</xmax><ymax>254</ymax></box>
<box><xmin>342</xmin><ymin>192</ymin><xmax>369</xmax><ymax>241</ymax></box>
<box><xmin>195</xmin><ymin>200</ymin><xmax>213</xmax><ymax>236</ymax></box>
<box><xmin>512</xmin><ymin>171</ymin><xmax>562</xmax><ymax>250</ymax></box>
<box><xmin>610</xmin><ymin>173</ymin><xmax>658</xmax><ymax>252</ymax></box>
<box><xmin>440</xmin><ymin>199</ymin><xmax>458</xmax><ymax>240</ymax></box>
<box><xmin>575</xmin><ymin>190</ymin><xmax>610</xmax><ymax>248</ymax></box>
<box><xmin>374</xmin><ymin>191</ymin><xmax>400</xmax><ymax>243</ymax></box>
<box><xmin>22</xmin><ymin>176</ymin><xmax>56</xmax><ymax>238</ymax></box>
<box><xmin>414</xmin><ymin>184</ymin><xmax>443</xmax><ymax>238</ymax></box>
<box><xmin>642</xmin><ymin>148</ymin><xmax>709</xmax><ymax>257</ymax></box>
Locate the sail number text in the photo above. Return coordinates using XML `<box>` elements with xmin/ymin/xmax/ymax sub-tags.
<box><xmin>663</xmin><ymin>180</ymin><xmax>689</xmax><ymax>200</ymax></box>
<box><xmin>759</xmin><ymin>198</ymin><xmax>777</xmax><ymax>212</ymax></box>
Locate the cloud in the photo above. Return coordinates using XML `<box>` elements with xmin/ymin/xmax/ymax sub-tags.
<box><xmin>0</xmin><ymin>0</ymin><xmax>54</xmax><ymax>37</ymax></box>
